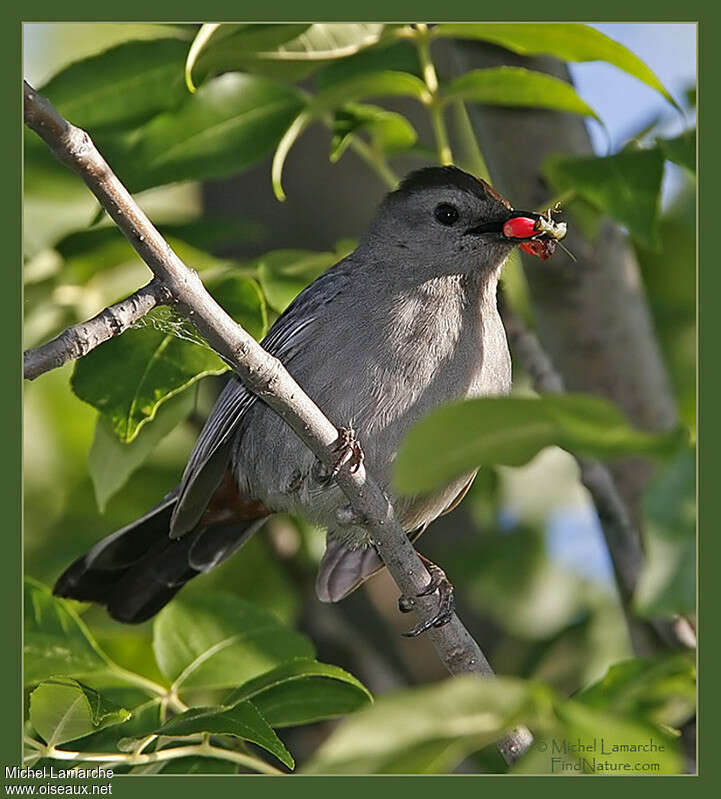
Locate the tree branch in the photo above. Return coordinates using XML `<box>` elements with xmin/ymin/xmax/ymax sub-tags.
<box><xmin>23</xmin><ymin>81</ymin><xmax>532</xmax><ymax>765</ymax></box>
<box><xmin>23</xmin><ymin>278</ymin><xmax>170</xmax><ymax>380</ymax></box>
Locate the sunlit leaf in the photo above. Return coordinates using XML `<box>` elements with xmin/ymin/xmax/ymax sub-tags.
<box><xmin>154</xmin><ymin>702</ymin><xmax>293</xmax><ymax>768</ymax></box>
<box><xmin>394</xmin><ymin>395</ymin><xmax>686</xmax><ymax>495</ymax></box>
<box><xmin>70</xmin><ymin>322</ymin><xmax>226</xmax><ymax>443</ymax></box>
<box><xmin>442</xmin><ymin>67</ymin><xmax>599</xmax><ymax>119</ymax></box>
<box><xmin>185</xmin><ymin>23</ymin><xmax>222</xmax><ymax>91</ymax></box>
<box><xmin>24</xmin><ymin>578</ymin><xmax>115</xmax><ymax>686</ymax></box>
<box><xmin>543</xmin><ymin>148</ymin><xmax>665</xmax><ymax>248</ymax></box>
<box><xmin>39</xmin><ymin>39</ymin><xmax>189</xmax><ymax>131</ymax></box>
<box><xmin>153</xmin><ymin>593</ymin><xmax>314</xmax><ymax>692</ymax></box>
<box><xmin>189</xmin><ymin>23</ymin><xmax>388</xmax><ymax>83</ymax></box>
<box><xmin>30</xmin><ymin>677</ymin><xmax>130</xmax><ymax>746</ymax></box>
<box><xmin>434</xmin><ymin>24</ymin><xmax>677</xmax><ymax>108</ymax></box>
<box><xmin>97</xmin><ymin>73</ymin><xmax>304</xmax><ymax>192</ymax></box>
<box><xmin>224</xmin><ymin>659</ymin><xmax>372</xmax><ymax>727</ymax></box>
<box><xmin>303</xmin><ymin>674</ymin><xmax>544</xmax><ymax>774</ymax></box>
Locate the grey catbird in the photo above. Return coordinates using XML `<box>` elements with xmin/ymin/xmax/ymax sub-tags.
<box><xmin>54</xmin><ymin>166</ymin><xmax>564</xmax><ymax>631</ymax></box>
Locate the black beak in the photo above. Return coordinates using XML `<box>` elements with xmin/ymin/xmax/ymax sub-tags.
<box><xmin>463</xmin><ymin>219</ymin><xmax>507</xmax><ymax>236</ymax></box>
<box><xmin>464</xmin><ymin>210</ymin><xmax>565</xmax><ymax>240</ymax></box>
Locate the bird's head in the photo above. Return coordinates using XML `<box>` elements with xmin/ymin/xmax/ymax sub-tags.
<box><xmin>362</xmin><ymin>166</ymin><xmax>564</xmax><ymax>282</ymax></box>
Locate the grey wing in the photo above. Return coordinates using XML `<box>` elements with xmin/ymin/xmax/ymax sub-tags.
<box><xmin>169</xmin><ymin>261</ymin><xmax>353</xmax><ymax>538</ymax></box>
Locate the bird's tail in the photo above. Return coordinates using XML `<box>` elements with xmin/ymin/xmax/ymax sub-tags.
<box><xmin>53</xmin><ymin>492</ymin><xmax>266</xmax><ymax>624</ymax></box>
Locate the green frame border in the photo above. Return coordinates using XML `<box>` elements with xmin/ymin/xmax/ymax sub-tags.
<box><xmin>7</xmin><ymin>3</ymin><xmax>714</xmax><ymax>797</ymax></box>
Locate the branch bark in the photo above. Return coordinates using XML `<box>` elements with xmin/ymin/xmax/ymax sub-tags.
<box><xmin>23</xmin><ymin>278</ymin><xmax>170</xmax><ymax>380</ymax></box>
<box><xmin>23</xmin><ymin>81</ymin><xmax>532</xmax><ymax>765</ymax></box>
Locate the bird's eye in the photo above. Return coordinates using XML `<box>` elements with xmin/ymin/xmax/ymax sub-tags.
<box><xmin>434</xmin><ymin>203</ymin><xmax>459</xmax><ymax>226</ymax></box>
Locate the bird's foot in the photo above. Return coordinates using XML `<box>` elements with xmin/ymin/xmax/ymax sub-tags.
<box><xmin>399</xmin><ymin>556</ymin><xmax>455</xmax><ymax>637</ymax></box>
<box><xmin>314</xmin><ymin>427</ymin><xmax>364</xmax><ymax>485</ymax></box>
<box><xmin>331</xmin><ymin>427</ymin><xmax>364</xmax><ymax>478</ymax></box>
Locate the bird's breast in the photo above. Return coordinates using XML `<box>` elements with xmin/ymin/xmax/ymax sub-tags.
<box><xmin>346</xmin><ymin>275</ymin><xmax>511</xmax><ymax>474</ymax></box>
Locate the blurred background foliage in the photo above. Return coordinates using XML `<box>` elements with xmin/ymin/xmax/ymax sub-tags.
<box><xmin>23</xmin><ymin>23</ymin><xmax>696</xmax><ymax>774</ymax></box>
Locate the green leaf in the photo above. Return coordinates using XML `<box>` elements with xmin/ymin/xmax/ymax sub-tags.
<box><xmin>303</xmin><ymin>674</ymin><xmax>543</xmax><ymax>774</ymax></box>
<box><xmin>544</xmin><ymin>394</ymin><xmax>685</xmax><ymax>458</ymax></box>
<box><xmin>271</xmin><ymin>71</ymin><xmax>427</xmax><ymax>199</ymax></box>
<box><xmin>516</xmin><ymin>699</ymin><xmax>682</xmax><ymax>775</ymax></box>
<box><xmin>543</xmin><ymin>148</ymin><xmax>665</xmax><ymax>248</ymax></box>
<box><xmin>30</xmin><ymin>677</ymin><xmax>130</xmax><ymax>746</ymax></box>
<box><xmin>658</xmin><ymin>130</ymin><xmax>696</xmax><ymax>174</ymax></box>
<box><xmin>185</xmin><ymin>24</ymin><xmax>223</xmax><ymax>91</ymax></box>
<box><xmin>24</xmin><ymin>578</ymin><xmax>115</xmax><ymax>685</ymax></box>
<box><xmin>154</xmin><ymin>702</ymin><xmax>293</xmax><ymax>769</ymax></box>
<box><xmin>576</xmin><ymin>654</ymin><xmax>696</xmax><ymax>730</ymax></box>
<box><xmin>71</xmin><ymin>274</ymin><xmax>266</xmax><ymax>442</ymax></box>
<box><xmin>206</xmin><ymin>273</ymin><xmax>268</xmax><ymax>341</ymax></box>
<box><xmin>256</xmin><ymin>249</ymin><xmax>338</xmax><ymax>312</ymax></box>
<box><xmin>442</xmin><ymin>67</ymin><xmax>599</xmax><ymax>119</ymax></box>
<box><xmin>189</xmin><ymin>23</ymin><xmax>387</xmax><ymax>84</ymax></box>
<box><xmin>330</xmin><ymin>103</ymin><xmax>417</xmax><ymax>162</ymax></box>
<box><xmin>152</xmin><ymin>592</ymin><xmax>315</xmax><ymax>692</ymax></box>
<box><xmin>88</xmin><ymin>386</ymin><xmax>196</xmax><ymax>512</ymax></box>
<box><xmin>84</xmin><ymin>699</ymin><xmax>162</xmax><ymax>754</ymax></box>
<box><xmin>434</xmin><ymin>24</ymin><xmax>677</xmax><ymax>108</ymax></box>
<box><xmin>312</xmin><ymin>70</ymin><xmax>430</xmax><ymax>110</ymax></box>
<box><xmin>40</xmin><ymin>39</ymin><xmax>189</xmax><ymax>131</ymax></box>
<box><xmin>98</xmin><ymin>73</ymin><xmax>304</xmax><ymax>192</ymax></box>
<box><xmin>394</xmin><ymin>395</ymin><xmax>686</xmax><ymax>495</ymax></box>
<box><xmin>635</xmin><ymin>450</ymin><xmax>696</xmax><ymax>616</ymax></box>
<box><xmin>55</xmin><ymin>223</ymin><xmax>262</xmax><ymax>285</ymax></box>
<box><xmin>156</xmin><ymin>757</ymin><xmax>237</xmax><ymax>774</ymax></box>
<box><xmin>71</xmin><ymin>319</ymin><xmax>226</xmax><ymax>443</ymax></box>
<box><xmin>316</xmin><ymin>39</ymin><xmax>421</xmax><ymax>89</ymax></box>
<box><xmin>224</xmin><ymin>659</ymin><xmax>372</xmax><ymax>727</ymax></box>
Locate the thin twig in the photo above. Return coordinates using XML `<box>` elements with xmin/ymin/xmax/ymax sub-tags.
<box><xmin>24</xmin><ymin>740</ymin><xmax>283</xmax><ymax>775</ymax></box>
<box><xmin>23</xmin><ymin>81</ymin><xmax>533</xmax><ymax>764</ymax></box>
<box><xmin>23</xmin><ymin>278</ymin><xmax>170</xmax><ymax>380</ymax></box>
<box><xmin>415</xmin><ymin>24</ymin><xmax>453</xmax><ymax>165</ymax></box>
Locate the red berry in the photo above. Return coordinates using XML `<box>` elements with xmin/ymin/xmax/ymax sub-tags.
<box><xmin>503</xmin><ymin>216</ymin><xmax>537</xmax><ymax>239</ymax></box>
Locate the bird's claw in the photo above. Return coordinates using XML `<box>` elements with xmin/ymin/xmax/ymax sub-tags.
<box><xmin>313</xmin><ymin>427</ymin><xmax>364</xmax><ymax>486</ymax></box>
<box><xmin>399</xmin><ymin>559</ymin><xmax>455</xmax><ymax>637</ymax></box>
<box><xmin>331</xmin><ymin>427</ymin><xmax>364</xmax><ymax>478</ymax></box>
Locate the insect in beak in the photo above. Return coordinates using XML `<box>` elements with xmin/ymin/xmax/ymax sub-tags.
<box><xmin>502</xmin><ymin>206</ymin><xmax>575</xmax><ymax>261</ymax></box>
